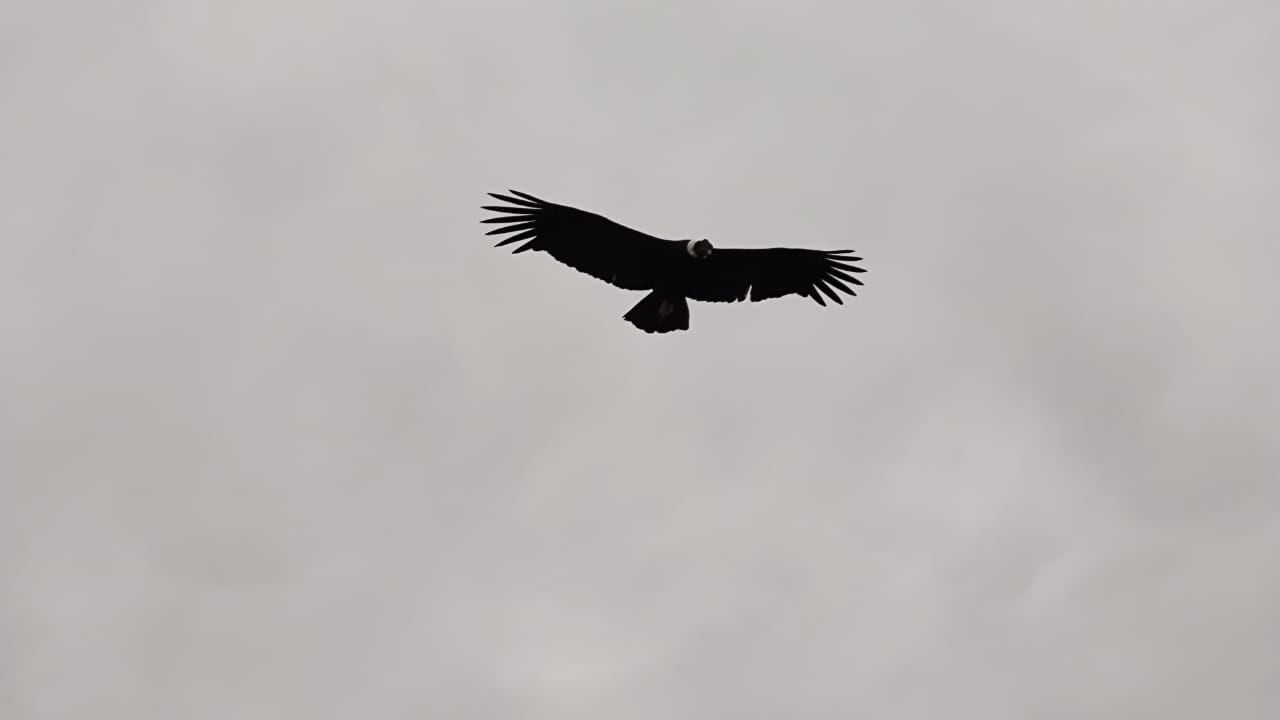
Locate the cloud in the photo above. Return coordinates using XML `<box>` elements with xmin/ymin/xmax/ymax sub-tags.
<box><xmin>2</xmin><ymin>0</ymin><xmax>1276</xmax><ymax>717</ymax></box>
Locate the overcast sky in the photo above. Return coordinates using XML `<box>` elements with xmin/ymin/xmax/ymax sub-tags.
<box><xmin>3</xmin><ymin>1</ymin><xmax>1278</xmax><ymax>717</ymax></box>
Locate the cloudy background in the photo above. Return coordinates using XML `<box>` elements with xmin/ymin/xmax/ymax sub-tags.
<box><xmin>3</xmin><ymin>0</ymin><xmax>1278</xmax><ymax>717</ymax></box>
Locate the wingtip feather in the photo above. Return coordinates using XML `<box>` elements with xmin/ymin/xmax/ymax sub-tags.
<box><xmin>506</xmin><ymin>189</ymin><xmax>546</xmax><ymax>205</ymax></box>
<box><xmin>495</xmin><ymin>227</ymin><xmax>537</xmax><ymax>245</ymax></box>
<box><xmin>485</xmin><ymin>221</ymin><xmax>536</xmax><ymax>236</ymax></box>
<box><xmin>487</xmin><ymin>192</ymin><xmax>539</xmax><ymax>208</ymax></box>
<box><xmin>481</xmin><ymin>205</ymin><xmax>536</xmax><ymax>216</ymax></box>
<box><xmin>815</xmin><ymin>280</ymin><xmax>843</xmax><ymax>305</ymax></box>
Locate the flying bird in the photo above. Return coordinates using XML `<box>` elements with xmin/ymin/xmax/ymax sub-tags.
<box><xmin>481</xmin><ymin>190</ymin><xmax>866</xmax><ymax>334</ymax></box>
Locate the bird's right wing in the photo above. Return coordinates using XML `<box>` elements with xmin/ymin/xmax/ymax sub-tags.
<box><xmin>481</xmin><ymin>190</ymin><xmax>670</xmax><ymax>291</ymax></box>
<box><xmin>685</xmin><ymin>247</ymin><xmax>866</xmax><ymax>306</ymax></box>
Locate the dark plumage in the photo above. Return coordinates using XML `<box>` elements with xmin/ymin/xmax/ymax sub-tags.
<box><xmin>481</xmin><ymin>189</ymin><xmax>867</xmax><ymax>333</ymax></box>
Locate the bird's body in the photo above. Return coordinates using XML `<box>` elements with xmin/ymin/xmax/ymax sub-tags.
<box><xmin>481</xmin><ymin>190</ymin><xmax>866</xmax><ymax>333</ymax></box>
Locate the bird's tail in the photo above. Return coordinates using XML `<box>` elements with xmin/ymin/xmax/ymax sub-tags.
<box><xmin>623</xmin><ymin>292</ymin><xmax>689</xmax><ymax>334</ymax></box>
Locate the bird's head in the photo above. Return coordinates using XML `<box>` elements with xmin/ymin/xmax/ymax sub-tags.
<box><xmin>685</xmin><ymin>239</ymin><xmax>713</xmax><ymax>259</ymax></box>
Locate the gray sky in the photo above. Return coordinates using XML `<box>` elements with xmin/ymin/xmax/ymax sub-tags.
<box><xmin>3</xmin><ymin>0</ymin><xmax>1278</xmax><ymax>717</ymax></box>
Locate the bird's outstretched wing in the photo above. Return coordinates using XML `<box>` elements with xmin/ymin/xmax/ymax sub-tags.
<box><xmin>685</xmin><ymin>248</ymin><xmax>866</xmax><ymax>306</ymax></box>
<box><xmin>481</xmin><ymin>190</ymin><xmax>669</xmax><ymax>291</ymax></box>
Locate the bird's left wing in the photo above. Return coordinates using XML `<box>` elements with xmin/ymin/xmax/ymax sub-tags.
<box><xmin>481</xmin><ymin>190</ymin><xmax>670</xmax><ymax>291</ymax></box>
<box><xmin>684</xmin><ymin>247</ymin><xmax>866</xmax><ymax>306</ymax></box>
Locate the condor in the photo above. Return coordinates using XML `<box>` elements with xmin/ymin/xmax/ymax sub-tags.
<box><xmin>481</xmin><ymin>190</ymin><xmax>866</xmax><ymax>334</ymax></box>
